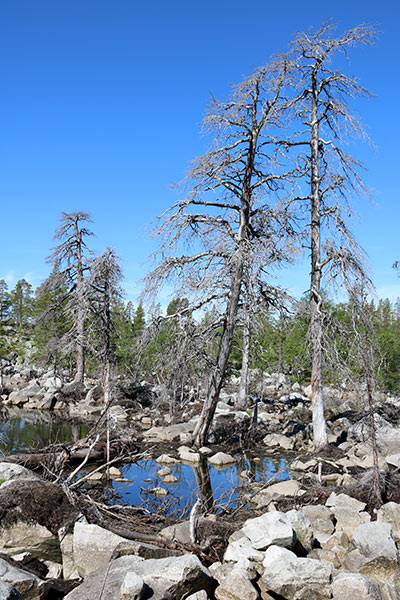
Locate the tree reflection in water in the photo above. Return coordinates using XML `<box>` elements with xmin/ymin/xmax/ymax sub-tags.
<box><xmin>112</xmin><ymin>453</ymin><xmax>291</xmax><ymax>519</ymax></box>
<box><xmin>0</xmin><ymin>411</ymin><xmax>89</xmax><ymax>454</ymax></box>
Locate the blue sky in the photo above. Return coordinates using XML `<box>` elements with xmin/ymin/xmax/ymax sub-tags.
<box><xmin>1</xmin><ymin>0</ymin><xmax>399</xmax><ymax>307</ymax></box>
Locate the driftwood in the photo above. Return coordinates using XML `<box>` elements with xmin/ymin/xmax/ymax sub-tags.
<box><xmin>1</xmin><ymin>447</ymin><xmax>105</xmax><ymax>469</ymax></box>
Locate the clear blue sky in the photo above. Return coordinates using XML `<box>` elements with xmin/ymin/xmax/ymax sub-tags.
<box><xmin>1</xmin><ymin>0</ymin><xmax>399</xmax><ymax>307</ymax></box>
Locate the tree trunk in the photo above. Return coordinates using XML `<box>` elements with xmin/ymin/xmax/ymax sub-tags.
<box><xmin>237</xmin><ymin>282</ymin><xmax>253</xmax><ymax>410</ymax></box>
<box><xmin>310</xmin><ymin>69</ymin><xmax>328</xmax><ymax>450</ymax></box>
<box><xmin>73</xmin><ymin>223</ymin><xmax>85</xmax><ymax>383</ymax></box>
<box><xmin>192</xmin><ymin>252</ymin><xmax>244</xmax><ymax>447</ymax></box>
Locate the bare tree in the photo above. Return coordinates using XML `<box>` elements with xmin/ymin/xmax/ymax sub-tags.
<box><xmin>86</xmin><ymin>248</ymin><xmax>123</xmax><ymax>473</ymax></box>
<box><xmin>145</xmin><ymin>56</ymin><xmax>298</xmax><ymax>447</ymax></box>
<box><xmin>48</xmin><ymin>211</ymin><xmax>94</xmax><ymax>383</ymax></box>
<box><xmin>287</xmin><ymin>22</ymin><xmax>377</xmax><ymax>449</ymax></box>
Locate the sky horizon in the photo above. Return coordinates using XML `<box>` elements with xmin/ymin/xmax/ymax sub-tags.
<box><xmin>2</xmin><ymin>1</ymin><xmax>399</xmax><ymax>309</ymax></box>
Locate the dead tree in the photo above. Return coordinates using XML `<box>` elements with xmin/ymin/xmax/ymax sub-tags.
<box><xmin>85</xmin><ymin>248</ymin><xmax>123</xmax><ymax>473</ymax></box>
<box><xmin>48</xmin><ymin>212</ymin><xmax>94</xmax><ymax>383</ymax></box>
<box><xmin>287</xmin><ymin>23</ymin><xmax>377</xmax><ymax>450</ymax></box>
<box><xmin>145</xmin><ymin>56</ymin><xmax>298</xmax><ymax>447</ymax></box>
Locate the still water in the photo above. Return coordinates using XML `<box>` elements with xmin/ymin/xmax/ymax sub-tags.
<box><xmin>0</xmin><ymin>411</ymin><xmax>89</xmax><ymax>454</ymax></box>
<box><xmin>0</xmin><ymin>411</ymin><xmax>291</xmax><ymax>516</ymax></box>
<box><xmin>112</xmin><ymin>455</ymin><xmax>291</xmax><ymax>518</ymax></box>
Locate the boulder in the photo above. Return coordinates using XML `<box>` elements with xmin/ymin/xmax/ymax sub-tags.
<box><xmin>242</xmin><ymin>511</ymin><xmax>295</xmax><ymax>551</ymax></box>
<box><xmin>262</xmin><ymin>544</ymin><xmax>297</xmax><ymax>569</ymax></box>
<box><xmin>351</xmin><ymin>522</ymin><xmax>398</xmax><ymax>563</ymax></box>
<box><xmin>208</xmin><ymin>452</ymin><xmax>235</xmax><ymax>467</ymax></box>
<box><xmin>325</xmin><ymin>492</ymin><xmax>366</xmax><ymax>512</ymax></box>
<box><xmin>178</xmin><ymin>446</ymin><xmax>201</xmax><ymax>463</ymax></box>
<box><xmin>332</xmin><ymin>571</ymin><xmax>382</xmax><ymax>600</ymax></box>
<box><xmin>144</xmin><ymin>423</ymin><xmax>194</xmax><ymax>443</ymax></box>
<box><xmin>119</xmin><ymin>571</ymin><xmax>145</xmax><ymax>600</ymax></box>
<box><xmin>263</xmin><ymin>433</ymin><xmax>295</xmax><ymax>451</ymax></box>
<box><xmin>72</xmin><ymin>522</ymin><xmax>174</xmax><ymax>577</ymax></box>
<box><xmin>155</xmin><ymin>455</ymin><xmax>177</xmax><ymax>465</ymax></box>
<box><xmin>0</xmin><ymin>480</ymin><xmax>77</xmax><ymax>562</ymax></box>
<box><xmin>260</xmin><ymin>556</ymin><xmax>333</xmax><ymax>600</ymax></box>
<box><xmin>64</xmin><ymin>554</ymin><xmax>214</xmax><ymax>600</ymax></box>
<box><xmin>0</xmin><ymin>581</ymin><xmax>22</xmax><ymax>600</ymax></box>
<box><xmin>223</xmin><ymin>536</ymin><xmax>264</xmax><ymax>563</ymax></box>
<box><xmin>286</xmin><ymin>509</ymin><xmax>314</xmax><ymax>551</ymax></box>
<box><xmin>0</xmin><ymin>521</ymin><xmax>60</xmax><ymax>563</ymax></box>
<box><xmin>214</xmin><ymin>565</ymin><xmax>258</xmax><ymax>600</ymax></box>
<box><xmin>302</xmin><ymin>505</ymin><xmax>335</xmax><ymax>538</ymax></box>
<box><xmin>377</xmin><ymin>502</ymin><xmax>400</xmax><ymax>542</ymax></box>
<box><xmin>250</xmin><ymin>480</ymin><xmax>304</xmax><ymax>509</ymax></box>
<box><xmin>333</xmin><ymin>508</ymin><xmax>371</xmax><ymax>538</ymax></box>
<box><xmin>0</xmin><ymin>463</ymin><xmax>39</xmax><ymax>482</ymax></box>
<box><xmin>0</xmin><ymin>557</ymin><xmax>46</xmax><ymax>600</ymax></box>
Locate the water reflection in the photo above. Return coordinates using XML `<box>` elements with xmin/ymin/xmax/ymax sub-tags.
<box><xmin>0</xmin><ymin>410</ymin><xmax>89</xmax><ymax>454</ymax></box>
<box><xmin>112</xmin><ymin>453</ymin><xmax>291</xmax><ymax>518</ymax></box>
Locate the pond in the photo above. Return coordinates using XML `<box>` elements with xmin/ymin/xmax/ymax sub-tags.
<box><xmin>110</xmin><ymin>455</ymin><xmax>291</xmax><ymax>519</ymax></box>
<box><xmin>0</xmin><ymin>410</ymin><xmax>292</xmax><ymax>517</ymax></box>
<box><xmin>0</xmin><ymin>410</ymin><xmax>89</xmax><ymax>454</ymax></box>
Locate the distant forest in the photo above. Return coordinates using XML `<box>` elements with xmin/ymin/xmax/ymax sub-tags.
<box><xmin>1</xmin><ymin>261</ymin><xmax>399</xmax><ymax>395</ymax></box>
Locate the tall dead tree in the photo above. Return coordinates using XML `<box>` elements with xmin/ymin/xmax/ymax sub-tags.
<box><xmin>145</xmin><ymin>57</ymin><xmax>297</xmax><ymax>447</ymax></box>
<box><xmin>287</xmin><ymin>23</ymin><xmax>377</xmax><ymax>450</ymax></box>
<box><xmin>48</xmin><ymin>211</ymin><xmax>94</xmax><ymax>383</ymax></box>
<box><xmin>86</xmin><ymin>248</ymin><xmax>123</xmax><ymax>472</ymax></box>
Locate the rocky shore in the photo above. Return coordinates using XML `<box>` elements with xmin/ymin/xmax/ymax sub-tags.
<box><xmin>1</xmin><ymin>360</ymin><xmax>400</xmax><ymax>598</ymax></box>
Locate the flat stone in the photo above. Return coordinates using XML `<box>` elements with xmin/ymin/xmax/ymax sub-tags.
<box><xmin>162</xmin><ymin>475</ymin><xmax>178</xmax><ymax>485</ymax></box>
<box><xmin>326</xmin><ymin>492</ymin><xmax>366</xmax><ymax>512</ymax></box>
<box><xmin>157</xmin><ymin>467</ymin><xmax>172</xmax><ymax>477</ymax></box>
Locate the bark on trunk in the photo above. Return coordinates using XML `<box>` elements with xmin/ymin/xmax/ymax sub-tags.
<box><xmin>192</xmin><ymin>253</ymin><xmax>244</xmax><ymax>447</ymax></box>
<box><xmin>310</xmin><ymin>68</ymin><xmax>328</xmax><ymax>451</ymax></box>
<box><xmin>237</xmin><ymin>284</ymin><xmax>253</xmax><ymax>410</ymax></box>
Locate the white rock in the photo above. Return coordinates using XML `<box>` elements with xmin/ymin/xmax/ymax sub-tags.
<box><xmin>178</xmin><ymin>446</ymin><xmax>201</xmax><ymax>463</ymax></box>
<box><xmin>351</xmin><ymin>521</ymin><xmax>397</xmax><ymax>563</ymax></box>
<box><xmin>208</xmin><ymin>452</ymin><xmax>236</xmax><ymax>467</ymax></box>
<box><xmin>119</xmin><ymin>571</ymin><xmax>144</xmax><ymax>600</ymax></box>
<box><xmin>242</xmin><ymin>511</ymin><xmax>294</xmax><ymax>551</ymax></box>
<box><xmin>332</xmin><ymin>571</ymin><xmax>382</xmax><ymax>599</ymax></box>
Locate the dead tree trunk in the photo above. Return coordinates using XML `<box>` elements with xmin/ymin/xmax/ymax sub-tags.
<box><xmin>237</xmin><ymin>277</ymin><xmax>254</xmax><ymax>410</ymax></box>
<box><xmin>192</xmin><ymin>251</ymin><xmax>244</xmax><ymax>447</ymax></box>
<box><xmin>74</xmin><ymin>218</ymin><xmax>85</xmax><ymax>383</ymax></box>
<box><xmin>309</xmin><ymin>69</ymin><xmax>328</xmax><ymax>450</ymax></box>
